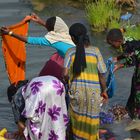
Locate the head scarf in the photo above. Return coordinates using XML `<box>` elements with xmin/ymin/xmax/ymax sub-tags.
<box><xmin>45</xmin><ymin>16</ymin><xmax>75</xmax><ymax>45</ymax></box>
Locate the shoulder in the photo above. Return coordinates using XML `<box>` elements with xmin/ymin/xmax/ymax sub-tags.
<box><xmin>88</xmin><ymin>46</ymin><xmax>101</xmax><ymax>53</ymax></box>
<box><xmin>65</xmin><ymin>47</ymin><xmax>76</xmax><ymax>56</ymax></box>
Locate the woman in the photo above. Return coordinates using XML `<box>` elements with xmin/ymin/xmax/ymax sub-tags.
<box><xmin>63</xmin><ymin>23</ymin><xmax>108</xmax><ymax>140</ymax></box>
<box><xmin>17</xmin><ymin>76</ymin><xmax>68</xmax><ymax>140</ymax></box>
<box><xmin>0</xmin><ymin>14</ymin><xmax>75</xmax><ymax>82</ymax></box>
<box><xmin>106</xmin><ymin>28</ymin><xmax>140</xmax><ymax>120</ymax></box>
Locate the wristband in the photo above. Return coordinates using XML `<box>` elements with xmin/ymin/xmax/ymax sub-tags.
<box><xmin>8</xmin><ymin>31</ymin><xmax>13</xmax><ymax>36</ymax></box>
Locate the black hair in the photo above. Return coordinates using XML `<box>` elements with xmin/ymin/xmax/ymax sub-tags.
<box><xmin>123</xmin><ymin>40</ymin><xmax>140</xmax><ymax>53</ymax></box>
<box><xmin>45</xmin><ymin>16</ymin><xmax>56</xmax><ymax>31</ymax></box>
<box><xmin>106</xmin><ymin>28</ymin><xmax>123</xmax><ymax>41</ymax></box>
<box><xmin>7</xmin><ymin>80</ymin><xmax>28</xmax><ymax>103</ymax></box>
<box><xmin>69</xmin><ymin>23</ymin><xmax>90</xmax><ymax>77</ymax></box>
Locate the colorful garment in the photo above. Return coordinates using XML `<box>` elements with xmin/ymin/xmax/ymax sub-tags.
<box><xmin>21</xmin><ymin>76</ymin><xmax>68</xmax><ymax>140</ymax></box>
<box><xmin>64</xmin><ymin>47</ymin><xmax>107</xmax><ymax>140</ymax></box>
<box><xmin>27</xmin><ymin>18</ymin><xmax>75</xmax><ymax>80</ymax></box>
<box><xmin>27</xmin><ymin>37</ymin><xmax>74</xmax><ymax>58</ymax></box>
<box><xmin>118</xmin><ymin>40</ymin><xmax>140</xmax><ymax>119</ymax></box>
<box><xmin>1</xmin><ymin>17</ymin><xmax>29</xmax><ymax>84</ymax></box>
<box><xmin>39</xmin><ymin>52</ymin><xmax>64</xmax><ymax>82</ymax></box>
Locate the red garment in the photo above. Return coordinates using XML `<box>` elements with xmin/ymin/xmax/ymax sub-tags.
<box><xmin>39</xmin><ymin>52</ymin><xmax>64</xmax><ymax>82</ymax></box>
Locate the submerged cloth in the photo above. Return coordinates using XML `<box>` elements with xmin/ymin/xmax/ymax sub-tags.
<box><xmin>39</xmin><ymin>52</ymin><xmax>64</xmax><ymax>82</ymax></box>
<box><xmin>21</xmin><ymin>76</ymin><xmax>68</xmax><ymax>140</ymax></box>
<box><xmin>106</xmin><ymin>57</ymin><xmax>116</xmax><ymax>98</ymax></box>
<box><xmin>64</xmin><ymin>47</ymin><xmax>107</xmax><ymax>140</ymax></box>
<box><xmin>118</xmin><ymin>40</ymin><xmax>140</xmax><ymax>119</ymax></box>
<box><xmin>1</xmin><ymin>18</ymin><xmax>29</xmax><ymax>84</ymax></box>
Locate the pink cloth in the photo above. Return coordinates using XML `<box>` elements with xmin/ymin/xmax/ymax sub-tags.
<box><xmin>39</xmin><ymin>53</ymin><xmax>64</xmax><ymax>82</ymax></box>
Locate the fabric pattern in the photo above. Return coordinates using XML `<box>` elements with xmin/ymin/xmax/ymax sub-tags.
<box><xmin>119</xmin><ymin>40</ymin><xmax>140</xmax><ymax>119</ymax></box>
<box><xmin>64</xmin><ymin>46</ymin><xmax>107</xmax><ymax>140</ymax></box>
<box><xmin>21</xmin><ymin>76</ymin><xmax>68</xmax><ymax>140</ymax></box>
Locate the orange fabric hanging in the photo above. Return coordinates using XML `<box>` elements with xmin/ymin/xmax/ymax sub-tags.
<box><xmin>1</xmin><ymin>16</ymin><xmax>31</xmax><ymax>85</ymax></box>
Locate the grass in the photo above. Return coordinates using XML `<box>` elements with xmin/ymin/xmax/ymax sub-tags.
<box><xmin>85</xmin><ymin>0</ymin><xmax>121</xmax><ymax>32</ymax></box>
<box><xmin>124</xmin><ymin>24</ymin><xmax>140</xmax><ymax>39</ymax></box>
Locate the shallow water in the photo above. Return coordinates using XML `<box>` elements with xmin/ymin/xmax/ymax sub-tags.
<box><xmin>0</xmin><ymin>0</ymin><xmax>140</xmax><ymax>139</ymax></box>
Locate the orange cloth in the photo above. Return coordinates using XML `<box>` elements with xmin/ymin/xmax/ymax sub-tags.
<box><xmin>1</xmin><ymin>17</ymin><xmax>30</xmax><ymax>84</ymax></box>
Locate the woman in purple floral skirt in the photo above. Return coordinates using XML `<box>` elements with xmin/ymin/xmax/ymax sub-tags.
<box><xmin>21</xmin><ymin>76</ymin><xmax>68</xmax><ymax>140</ymax></box>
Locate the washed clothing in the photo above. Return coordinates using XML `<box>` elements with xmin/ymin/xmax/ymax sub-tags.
<box><xmin>64</xmin><ymin>47</ymin><xmax>107</xmax><ymax>140</ymax></box>
<box><xmin>106</xmin><ymin>57</ymin><xmax>116</xmax><ymax>98</ymax></box>
<box><xmin>21</xmin><ymin>76</ymin><xmax>68</xmax><ymax>140</ymax></box>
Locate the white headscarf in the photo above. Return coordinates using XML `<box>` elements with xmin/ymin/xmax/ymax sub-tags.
<box><xmin>45</xmin><ymin>16</ymin><xmax>75</xmax><ymax>45</ymax></box>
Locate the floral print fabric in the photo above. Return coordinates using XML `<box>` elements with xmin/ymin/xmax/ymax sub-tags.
<box><xmin>21</xmin><ymin>76</ymin><xmax>68</xmax><ymax>140</ymax></box>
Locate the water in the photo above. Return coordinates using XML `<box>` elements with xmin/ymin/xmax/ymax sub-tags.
<box><xmin>0</xmin><ymin>0</ymin><xmax>140</xmax><ymax>139</ymax></box>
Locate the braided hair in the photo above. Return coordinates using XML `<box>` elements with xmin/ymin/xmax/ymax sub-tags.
<box><xmin>69</xmin><ymin>23</ymin><xmax>90</xmax><ymax>77</ymax></box>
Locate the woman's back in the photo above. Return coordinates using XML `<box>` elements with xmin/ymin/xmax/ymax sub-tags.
<box><xmin>64</xmin><ymin>46</ymin><xmax>106</xmax><ymax>89</ymax></box>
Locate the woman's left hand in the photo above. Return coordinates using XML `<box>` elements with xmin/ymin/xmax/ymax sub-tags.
<box><xmin>101</xmin><ymin>92</ymin><xmax>108</xmax><ymax>103</ymax></box>
<box><xmin>0</xmin><ymin>27</ymin><xmax>10</xmax><ymax>35</ymax></box>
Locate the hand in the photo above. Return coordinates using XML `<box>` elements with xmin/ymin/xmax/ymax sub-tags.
<box><xmin>17</xmin><ymin>121</ymin><xmax>25</xmax><ymax>137</ymax></box>
<box><xmin>30</xmin><ymin>13</ymin><xmax>46</xmax><ymax>27</ymax></box>
<box><xmin>30</xmin><ymin>13</ymin><xmax>41</xmax><ymax>22</ymax></box>
<box><xmin>101</xmin><ymin>92</ymin><xmax>108</xmax><ymax>103</ymax></box>
<box><xmin>23</xmin><ymin>15</ymin><xmax>32</xmax><ymax>22</ymax></box>
<box><xmin>113</xmin><ymin>63</ymin><xmax>124</xmax><ymax>72</ymax></box>
<box><xmin>112</xmin><ymin>57</ymin><xmax>118</xmax><ymax>63</ymax></box>
<box><xmin>0</xmin><ymin>27</ymin><xmax>10</xmax><ymax>35</ymax></box>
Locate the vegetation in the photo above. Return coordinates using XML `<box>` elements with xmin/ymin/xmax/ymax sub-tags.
<box><xmin>85</xmin><ymin>0</ymin><xmax>121</xmax><ymax>32</ymax></box>
<box><xmin>124</xmin><ymin>24</ymin><xmax>140</xmax><ymax>39</ymax></box>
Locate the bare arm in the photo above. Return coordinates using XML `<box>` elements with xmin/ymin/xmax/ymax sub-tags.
<box><xmin>31</xmin><ymin>13</ymin><xmax>46</xmax><ymax>28</ymax></box>
<box><xmin>98</xmin><ymin>72</ymin><xmax>108</xmax><ymax>102</ymax></box>
<box><xmin>62</xmin><ymin>67</ymin><xmax>69</xmax><ymax>84</ymax></box>
<box><xmin>0</xmin><ymin>27</ymin><xmax>27</xmax><ymax>43</ymax></box>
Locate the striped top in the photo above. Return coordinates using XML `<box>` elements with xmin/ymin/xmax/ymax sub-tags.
<box><xmin>64</xmin><ymin>46</ymin><xmax>107</xmax><ymax>89</ymax></box>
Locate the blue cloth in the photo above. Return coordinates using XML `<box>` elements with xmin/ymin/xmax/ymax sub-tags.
<box><xmin>27</xmin><ymin>37</ymin><xmax>75</xmax><ymax>57</ymax></box>
<box><xmin>106</xmin><ymin>57</ymin><xmax>116</xmax><ymax>98</ymax></box>
<box><xmin>120</xmin><ymin>12</ymin><xmax>132</xmax><ymax>21</ymax></box>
